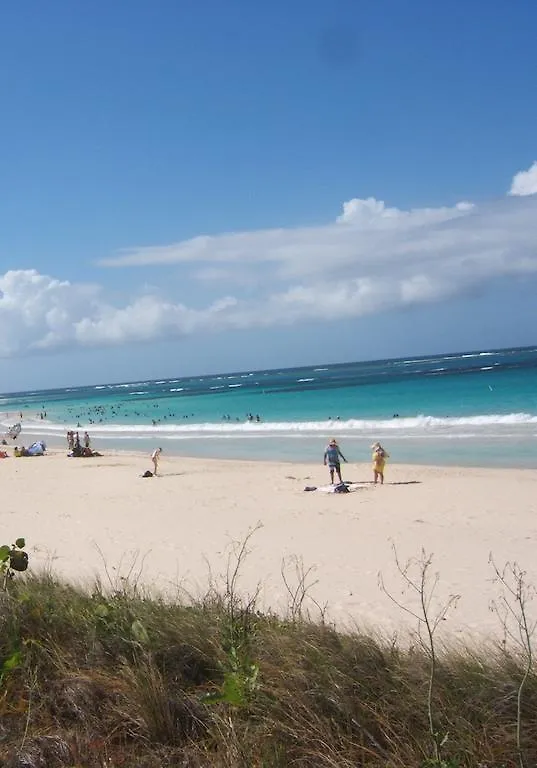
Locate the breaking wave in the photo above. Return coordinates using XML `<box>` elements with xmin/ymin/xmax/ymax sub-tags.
<box><xmin>8</xmin><ymin>412</ymin><xmax>537</xmax><ymax>440</ymax></box>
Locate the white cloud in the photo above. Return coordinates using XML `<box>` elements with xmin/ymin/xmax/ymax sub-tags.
<box><xmin>1</xmin><ymin>164</ymin><xmax>537</xmax><ymax>358</ymax></box>
<box><xmin>0</xmin><ymin>270</ymin><xmax>238</xmax><ymax>357</ymax></box>
<box><xmin>336</xmin><ymin>196</ymin><xmax>473</xmax><ymax>225</ymax></box>
<box><xmin>99</xmin><ymin>198</ymin><xmax>476</xmax><ymax>272</ymax></box>
<box><xmin>509</xmin><ymin>161</ymin><xmax>537</xmax><ymax>197</ymax></box>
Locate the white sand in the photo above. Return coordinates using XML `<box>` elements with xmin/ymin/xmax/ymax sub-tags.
<box><xmin>2</xmin><ymin>449</ymin><xmax>536</xmax><ymax>643</ymax></box>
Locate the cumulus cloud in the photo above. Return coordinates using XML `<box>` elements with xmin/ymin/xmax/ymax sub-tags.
<box><xmin>1</xmin><ymin>164</ymin><xmax>537</xmax><ymax>357</ymax></box>
<box><xmin>509</xmin><ymin>161</ymin><xmax>537</xmax><ymax>197</ymax></box>
<box><xmin>0</xmin><ymin>270</ymin><xmax>238</xmax><ymax>357</ymax></box>
<box><xmin>336</xmin><ymin>196</ymin><xmax>473</xmax><ymax>225</ymax></box>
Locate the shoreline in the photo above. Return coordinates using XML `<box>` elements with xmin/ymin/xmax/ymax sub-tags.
<box><xmin>5</xmin><ymin>441</ymin><xmax>537</xmax><ymax>472</ymax></box>
<box><xmin>3</xmin><ymin>414</ymin><xmax>537</xmax><ymax>470</ymax></box>
<box><xmin>2</xmin><ymin>448</ymin><xmax>536</xmax><ymax>642</ymax></box>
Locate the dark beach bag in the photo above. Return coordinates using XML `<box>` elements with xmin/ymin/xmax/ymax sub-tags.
<box><xmin>334</xmin><ymin>482</ymin><xmax>350</xmax><ymax>493</ymax></box>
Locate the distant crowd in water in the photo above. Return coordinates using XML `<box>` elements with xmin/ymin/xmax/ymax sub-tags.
<box><xmin>56</xmin><ymin>402</ymin><xmax>265</xmax><ymax>427</ymax></box>
<box><xmin>222</xmin><ymin>413</ymin><xmax>262</xmax><ymax>422</ymax></box>
<box><xmin>12</xmin><ymin>402</ymin><xmax>267</xmax><ymax>428</ymax></box>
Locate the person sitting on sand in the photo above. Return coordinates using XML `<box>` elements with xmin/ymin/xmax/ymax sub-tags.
<box><xmin>151</xmin><ymin>447</ymin><xmax>162</xmax><ymax>476</ymax></box>
<box><xmin>371</xmin><ymin>442</ymin><xmax>389</xmax><ymax>485</ymax></box>
<box><xmin>324</xmin><ymin>438</ymin><xmax>347</xmax><ymax>484</ymax></box>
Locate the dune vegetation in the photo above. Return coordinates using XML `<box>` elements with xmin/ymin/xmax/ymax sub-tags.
<box><xmin>1</xmin><ymin>537</ymin><xmax>536</xmax><ymax>768</ymax></box>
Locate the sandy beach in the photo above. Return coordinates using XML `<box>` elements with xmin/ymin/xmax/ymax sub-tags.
<box><xmin>1</xmin><ymin>447</ymin><xmax>536</xmax><ymax>643</ymax></box>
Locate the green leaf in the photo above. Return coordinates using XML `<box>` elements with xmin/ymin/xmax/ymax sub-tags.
<box><xmin>131</xmin><ymin>619</ymin><xmax>150</xmax><ymax>645</ymax></box>
<box><xmin>221</xmin><ymin>671</ymin><xmax>246</xmax><ymax>707</ymax></box>
<box><xmin>94</xmin><ymin>604</ymin><xmax>109</xmax><ymax>619</ymax></box>
<box><xmin>14</xmin><ymin>538</ymin><xmax>25</xmax><ymax>549</ymax></box>
<box><xmin>0</xmin><ymin>545</ymin><xmax>10</xmax><ymax>563</ymax></box>
<box><xmin>2</xmin><ymin>650</ymin><xmax>22</xmax><ymax>673</ymax></box>
<box><xmin>202</xmin><ymin>672</ymin><xmax>246</xmax><ymax>707</ymax></box>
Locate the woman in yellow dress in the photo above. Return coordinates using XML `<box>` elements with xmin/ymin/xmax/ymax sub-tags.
<box><xmin>371</xmin><ymin>442</ymin><xmax>389</xmax><ymax>484</ymax></box>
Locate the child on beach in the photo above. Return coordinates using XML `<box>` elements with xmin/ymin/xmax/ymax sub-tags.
<box><xmin>151</xmin><ymin>447</ymin><xmax>162</xmax><ymax>476</ymax></box>
<box><xmin>372</xmin><ymin>442</ymin><xmax>389</xmax><ymax>484</ymax></box>
<box><xmin>323</xmin><ymin>438</ymin><xmax>347</xmax><ymax>484</ymax></box>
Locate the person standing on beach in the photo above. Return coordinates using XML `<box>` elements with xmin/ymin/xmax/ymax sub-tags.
<box><xmin>151</xmin><ymin>447</ymin><xmax>162</xmax><ymax>476</ymax></box>
<box><xmin>372</xmin><ymin>442</ymin><xmax>389</xmax><ymax>484</ymax></box>
<box><xmin>324</xmin><ymin>438</ymin><xmax>347</xmax><ymax>484</ymax></box>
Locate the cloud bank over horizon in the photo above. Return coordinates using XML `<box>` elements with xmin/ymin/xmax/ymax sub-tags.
<box><xmin>1</xmin><ymin>163</ymin><xmax>536</xmax><ymax>358</ymax></box>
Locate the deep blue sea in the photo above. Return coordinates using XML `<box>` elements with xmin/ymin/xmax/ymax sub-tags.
<box><xmin>2</xmin><ymin>345</ymin><xmax>537</xmax><ymax>467</ymax></box>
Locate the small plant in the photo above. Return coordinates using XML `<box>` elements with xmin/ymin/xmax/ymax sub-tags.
<box><xmin>204</xmin><ymin>524</ymin><xmax>262</xmax><ymax>707</ymax></box>
<box><xmin>379</xmin><ymin>545</ymin><xmax>460</xmax><ymax>767</ymax></box>
<box><xmin>0</xmin><ymin>538</ymin><xmax>28</xmax><ymax>590</ymax></box>
<box><xmin>281</xmin><ymin>555</ymin><xmax>326</xmax><ymax>622</ymax></box>
<box><xmin>489</xmin><ymin>555</ymin><xmax>536</xmax><ymax>768</ymax></box>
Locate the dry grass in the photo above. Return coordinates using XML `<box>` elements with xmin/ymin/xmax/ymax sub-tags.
<box><xmin>0</xmin><ymin>572</ymin><xmax>536</xmax><ymax>767</ymax></box>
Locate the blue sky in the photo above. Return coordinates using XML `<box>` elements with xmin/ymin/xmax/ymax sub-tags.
<box><xmin>1</xmin><ymin>0</ymin><xmax>536</xmax><ymax>390</ymax></box>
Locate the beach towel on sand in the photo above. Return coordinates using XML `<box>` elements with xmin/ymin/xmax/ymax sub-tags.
<box><xmin>304</xmin><ymin>482</ymin><xmax>364</xmax><ymax>493</ymax></box>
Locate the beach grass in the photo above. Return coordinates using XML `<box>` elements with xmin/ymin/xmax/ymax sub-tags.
<box><xmin>1</xmin><ymin>570</ymin><xmax>537</xmax><ymax>767</ymax></box>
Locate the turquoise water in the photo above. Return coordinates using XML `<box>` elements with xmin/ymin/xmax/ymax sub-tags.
<box><xmin>1</xmin><ymin>345</ymin><xmax>537</xmax><ymax>467</ymax></box>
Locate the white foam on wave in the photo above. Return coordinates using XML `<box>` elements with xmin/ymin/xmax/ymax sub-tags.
<box><xmin>18</xmin><ymin>412</ymin><xmax>537</xmax><ymax>438</ymax></box>
<box><xmin>398</xmin><ymin>351</ymin><xmax>499</xmax><ymax>366</ymax></box>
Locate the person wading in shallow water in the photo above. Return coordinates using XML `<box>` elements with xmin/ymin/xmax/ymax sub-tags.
<box><xmin>323</xmin><ymin>438</ymin><xmax>347</xmax><ymax>484</ymax></box>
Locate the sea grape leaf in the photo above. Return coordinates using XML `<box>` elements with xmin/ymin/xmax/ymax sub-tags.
<box><xmin>131</xmin><ymin>619</ymin><xmax>150</xmax><ymax>645</ymax></box>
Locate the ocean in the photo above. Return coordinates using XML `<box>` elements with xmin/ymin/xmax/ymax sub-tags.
<box><xmin>1</xmin><ymin>345</ymin><xmax>536</xmax><ymax>468</ymax></box>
